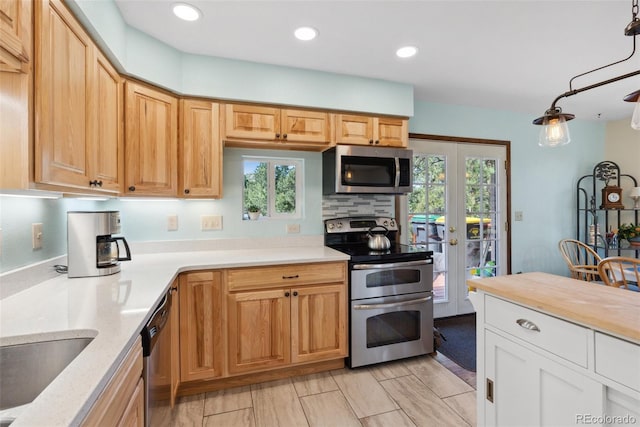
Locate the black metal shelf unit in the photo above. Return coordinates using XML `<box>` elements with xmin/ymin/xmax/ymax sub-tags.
<box><xmin>576</xmin><ymin>161</ymin><xmax>639</xmax><ymax>258</ymax></box>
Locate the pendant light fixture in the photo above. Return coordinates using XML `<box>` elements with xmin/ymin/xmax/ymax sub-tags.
<box><xmin>624</xmin><ymin>89</ymin><xmax>640</xmax><ymax>129</ymax></box>
<box><xmin>534</xmin><ymin>0</ymin><xmax>640</xmax><ymax>147</ymax></box>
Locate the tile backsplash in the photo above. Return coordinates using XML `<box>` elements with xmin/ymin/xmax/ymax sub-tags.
<box><xmin>322</xmin><ymin>194</ymin><xmax>395</xmax><ymax>219</ymax></box>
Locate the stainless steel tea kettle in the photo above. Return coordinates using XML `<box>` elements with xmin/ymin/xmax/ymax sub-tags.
<box><xmin>367</xmin><ymin>225</ymin><xmax>391</xmax><ymax>250</ymax></box>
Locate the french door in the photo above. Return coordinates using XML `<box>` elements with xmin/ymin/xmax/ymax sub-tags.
<box><xmin>402</xmin><ymin>139</ymin><xmax>508</xmax><ymax>318</ymax></box>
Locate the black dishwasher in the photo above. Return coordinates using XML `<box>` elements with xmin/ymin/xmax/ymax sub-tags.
<box><xmin>141</xmin><ymin>288</ymin><xmax>173</xmax><ymax>427</ymax></box>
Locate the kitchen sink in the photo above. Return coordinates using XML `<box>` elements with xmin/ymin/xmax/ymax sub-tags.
<box><xmin>0</xmin><ymin>337</ymin><xmax>94</xmax><ymax>411</ymax></box>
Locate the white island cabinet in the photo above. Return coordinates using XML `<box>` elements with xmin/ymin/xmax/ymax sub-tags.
<box><xmin>468</xmin><ymin>272</ymin><xmax>640</xmax><ymax>427</ymax></box>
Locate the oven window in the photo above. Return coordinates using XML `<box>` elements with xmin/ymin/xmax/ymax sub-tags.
<box><xmin>365</xmin><ymin>269</ymin><xmax>421</xmax><ymax>288</ymax></box>
<box><xmin>366</xmin><ymin>311</ymin><xmax>421</xmax><ymax>348</ymax></box>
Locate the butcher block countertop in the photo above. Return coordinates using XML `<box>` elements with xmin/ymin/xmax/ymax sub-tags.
<box><xmin>468</xmin><ymin>272</ymin><xmax>640</xmax><ymax>344</ymax></box>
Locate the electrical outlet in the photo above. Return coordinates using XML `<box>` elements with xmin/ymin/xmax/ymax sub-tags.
<box><xmin>201</xmin><ymin>215</ymin><xmax>222</xmax><ymax>230</ymax></box>
<box><xmin>286</xmin><ymin>224</ymin><xmax>300</xmax><ymax>234</ymax></box>
<box><xmin>32</xmin><ymin>223</ymin><xmax>43</xmax><ymax>250</ymax></box>
<box><xmin>167</xmin><ymin>215</ymin><xmax>178</xmax><ymax>231</ymax></box>
<box><xmin>514</xmin><ymin>211</ymin><xmax>524</xmax><ymax>221</ymax></box>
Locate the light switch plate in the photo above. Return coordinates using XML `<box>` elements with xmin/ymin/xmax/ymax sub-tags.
<box><xmin>32</xmin><ymin>223</ymin><xmax>43</xmax><ymax>250</ymax></box>
<box><xmin>201</xmin><ymin>215</ymin><xmax>222</xmax><ymax>230</ymax></box>
<box><xmin>514</xmin><ymin>211</ymin><xmax>524</xmax><ymax>221</ymax></box>
<box><xmin>167</xmin><ymin>215</ymin><xmax>178</xmax><ymax>231</ymax></box>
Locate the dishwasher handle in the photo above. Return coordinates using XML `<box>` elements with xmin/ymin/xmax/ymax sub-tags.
<box><xmin>141</xmin><ymin>290</ymin><xmax>173</xmax><ymax>357</ymax></box>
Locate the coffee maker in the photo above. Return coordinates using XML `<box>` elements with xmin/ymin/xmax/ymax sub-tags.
<box><xmin>67</xmin><ymin>211</ymin><xmax>132</xmax><ymax>278</ymax></box>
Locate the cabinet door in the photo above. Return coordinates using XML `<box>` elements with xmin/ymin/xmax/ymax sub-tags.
<box><xmin>334</xmin><ymin>114</ymin><xmax>374</xmax><ymax>145</ymax></box>
<box><xmin>484</xmin><ymin>330</ymin><xmax>602</xmax><ymax>426</ymax></box>
<box><xmin>179</xmin><ymin>271</ymin><xmax>224</xmax><ymax>382</ymax></box>
<box><xmin>291</xmin><ymin>284</ymin><xmax>347</xmax><ymax>364</ymax></box>
<box><xmin>35</xmin><ymin>0</ymin><xmax>94</xmax><ymax>189</ymax></box>
<box><xmin>280</xmin><ymin>109</ymin><xmax>331</xmax><ymax>145</ymax></box>
<box><xmin>124</xmin><ymin>81</ymin><xmax>178</xmax><ymax>196</ymax></box>
<box><xmin>93</xmin><ymin>50</ymin><xmax>123</xmax><ymax>193</ymax></box>
<box><xmin>179</xmin><ymin>100</ymin><xmax>222</xmax><ymax>198</ymax></box>
<box><xmin>0</xmin><ymin>0</ymin><xmax>29</xmax><ymax>72</ymax></box>
<box><xmin>376</xmin><ymin>117</ymin><xmax>407</xmax><ymax>147</ymax></box>
<box><xmin>117</xmin><ymin>377</ymin><xmax>144</xmax><ymax>427</ymax></box>
<box><xmin>224</xmin><ymin>104</ymin><xmax>280</xmax><ymax>141</ymax></box>
<box><xmin>227</xmin><ymin>288</ymin><xmax>291</xmax><ymax>374</ymax></box>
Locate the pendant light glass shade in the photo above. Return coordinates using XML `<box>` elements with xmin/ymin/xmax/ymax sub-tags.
<box><xmin>533</xmin><ymin>108</ymin><xmax>574</xmax><ymax>147</ymax></box>
<box><xmin>624</xmin><ymin>90</ymin><xmax>640</xmax><ymax>130</ymax></box>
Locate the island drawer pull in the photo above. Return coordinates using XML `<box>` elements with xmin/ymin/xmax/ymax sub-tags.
<box><xmin>516</xmin><ymin>318</ymin><xmax>540</xmax><ymax>332</ymax></box>
<box><xmin>282</xmin><ymin>274</ymin><xmax>300</xmax><ymax>279</ymax></box>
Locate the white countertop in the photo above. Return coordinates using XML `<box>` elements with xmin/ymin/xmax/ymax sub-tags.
<box><xmin>0</xmin><ymin>246</ymin><xmax>349</xmax><ymax>427</ymax></box>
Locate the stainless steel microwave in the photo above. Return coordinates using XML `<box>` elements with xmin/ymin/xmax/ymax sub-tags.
<box><xmin>322</xmin><ymin>145</ymin><xmax>413</xmax><ymax>194</ymax></box>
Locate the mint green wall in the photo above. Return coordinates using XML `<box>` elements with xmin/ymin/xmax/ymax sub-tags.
<box><xmin>65</xmin><ymin>0</ymin><xmax>413</xmax><ymax>117</ymax></box>
<box><xmin>409</xmin><ymin>101</ymin><xmax>606</xmax><ymax>275</ymax></box>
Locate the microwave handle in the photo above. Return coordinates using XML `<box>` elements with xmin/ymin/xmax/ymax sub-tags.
<box><xmin>395</xmin><ymin>157</ymin><xmax>400</xmax><ymax>188</ymax></box>
<box><xmin>113</xmin><ymin>237</ymin><xmax>132</xmax><ymax>261</ymax></box>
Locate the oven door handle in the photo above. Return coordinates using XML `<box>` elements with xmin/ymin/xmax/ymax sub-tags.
<box><xmin>352</xmin><ymin>259</ymin><xmax>432</xmax><ymax>270</ymax></box>
<box><xmin>353</xmin><ymin>295</ymin><xmax>432</xmax><ymax>310</ymax></box>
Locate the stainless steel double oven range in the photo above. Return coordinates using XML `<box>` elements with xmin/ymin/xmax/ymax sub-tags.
<box><xmin>325</xmin><ymin>216</ymin><xmax>434</xmax><ymax>368</ymax></box>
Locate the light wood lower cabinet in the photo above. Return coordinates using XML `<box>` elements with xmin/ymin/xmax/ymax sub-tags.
<box><xmin>81</xmin><ymin>337</ymin><xmax>143</xmax><ymax>426</ymax></box>
<box><xmin>227</xmin><ymin>263</ymin><xmax>347</xmax><ymax>375</ymax></box>
<box><xmin>178</xmin><ymin>271</ymin><xmax>224</xmax><ymax>382</ymax></box>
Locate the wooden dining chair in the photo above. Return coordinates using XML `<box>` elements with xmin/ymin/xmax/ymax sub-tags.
<box><xmin>597</xmin><ymin>256</ymin><xmax>640</xmax><ymax>291</ymax></box>
<box><xmin>558</xmin><ymin>239</ymin><xmax>602</xmax><ymax>282</ymax></box>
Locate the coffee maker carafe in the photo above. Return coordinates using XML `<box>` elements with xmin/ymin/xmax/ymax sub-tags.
<box><xmin>67</xmin><ymin>211</ymin><xmax>132</xmax><ymax>278</ymax></box>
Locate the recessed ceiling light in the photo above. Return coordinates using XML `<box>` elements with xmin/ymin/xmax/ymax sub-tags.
<box><xmin>173</xmin><ymin>3</ymin><xmax>201</xmax><ymax>21</ymax></box>
<box><xmin>396</xmin><ymin>46</ymin><xmax>418</xmax><ymax>58</ymax></box>
<box><xmin>294</xmin><ymin>26</ymin><xmax>318</xmax><ymax>41</ymax></box>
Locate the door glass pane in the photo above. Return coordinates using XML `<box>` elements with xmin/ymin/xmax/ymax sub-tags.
<box><xmin>408</xmin><ymin>154</ymin><xmax>448</xmax><ymax>303</ymax></box>
<box><xmin>465</xmin><ymin>156</ymin><xmax>501</xmax><ymax>288</ymax></box>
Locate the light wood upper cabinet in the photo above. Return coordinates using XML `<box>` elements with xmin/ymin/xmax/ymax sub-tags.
<box><xmin>223</xmin><ymin>104</ymin><xmax>332</xmax><ymax>150</ymax></box>
<box><xmin>35</xmin><ymin>0</ymin><xmax>94</xmax><ymax>190</ymax></box>
<box><xmin>179</xmin><ymin>100</ymin><xmax>222</xmax><ymax>198</ymax></box>
<box><xmin>34</xmin><ymin>0</ymin><xmax>122</xmax><ymax>193</ymax></box>
<box><xmin>0</xmin><ymin>0</ymin><xmax>30</xmax><ymax>72</ymax></box>
<box><xmin>179</xmin><ymin>271</ymin><xmax>224</xmax><ymax>382</ymax></box>
<box><xmin>124</xmin><ymin>81</ymin><xmax>178</xmax><ymax>196</ymax></box>
<box><xmin>335</xmin><ymin>114</ymin><xmax>408</xmax><ymax>147</ymax></box>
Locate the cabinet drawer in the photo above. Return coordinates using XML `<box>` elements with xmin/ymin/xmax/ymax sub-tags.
<box><xmin>227</xmin><ymin>262</ymin><xmax>346</xmax><ymax>291</ymax></box>
<box><xmin>595</xmin><ymin>332</ymin><xmax>640</xmax><ymax>392</ymax></box>
<box><xmin>485</xmin><ymin>295</ymin><xmax>589</xmax><ymax>367</ymax></box>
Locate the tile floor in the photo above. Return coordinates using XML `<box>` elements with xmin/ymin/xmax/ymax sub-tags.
<box><xmin>170</xmin><ymin>353</ymin><xmax>477</xmax><ymax>427</ymax></box>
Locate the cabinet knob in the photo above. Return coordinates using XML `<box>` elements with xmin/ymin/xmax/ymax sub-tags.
<box><xmin>89</xmin><ymin>180</ymin><xmax>96</xmax><ymax>187</ymax></box>
<box><xmin>128</xmin><ymin>186</ymin><xmax>136</xmax><ymax>192</ymax></box>
<box><xmin>97</xmin><ymin>180</ymin><xmax>102</xmax><ymax>187</ymax></box>
<box><xmin>375</xmin><ymin>140</ymin><xmax>380</xmax><ymax>145</ymax></box>
<box><xmin>284</xmin><ymin>291</ymin><xmax>290</xmax><ymax>297</ymax></box>
<box><xmin>184</xmin><ymin>189</ymin><xmax>190</xmax><ymax>194</ymax></box>
<box><xmin>275</xmin><ymin>133</ymin><xmax>281</xmax><ymax>139</ymax></box>
<box><xmin>369</xmin><ymin>139</ymin><xmax>374</xmax><ymax>144</ymax></box>
<box><xmin>283</xmin><ymin>134</ymin><xmax>287</xmax><ymax>139</ymax></box>
<box><xmin>293</xmin><ymin>291</ymin><xmax>298</xmax><ymax>297</ymax></box>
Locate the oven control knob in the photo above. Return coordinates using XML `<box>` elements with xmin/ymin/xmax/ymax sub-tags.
<box><xmin>337</xmin><ymin>222</ymin><xmax>343</xmax><ymax>229</ymax></box>
<box><xmin>383</xmin><ymin>220</ymin><xmax>388</xmax><ymax>226</ymax></box>
<box><xmin>390</xmin><ymin>220</ymin><xmax>395</xmax><ymax>227</ymax></box>
<box><xmin>328</xmin><ymin>223</ymin><xmax>334</xmax><ymax>230</ymax></box>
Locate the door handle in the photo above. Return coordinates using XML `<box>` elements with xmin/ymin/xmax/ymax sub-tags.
<box><xmin>449</xmin><ymin>238</ymin><xmax>458</xmax><ymax>246</ymax></box>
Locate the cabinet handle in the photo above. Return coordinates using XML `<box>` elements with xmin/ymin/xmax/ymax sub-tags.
<box><xmin>516</xmin><ymin>318</ymin><xmax>540</xmax><ymax>332</ymax></box>
<box><xmin>284</xmin><ymin>291</ymin><xmax>290</xmax><ymax>297</ymax></box>
<box><xmin>170</xmin><ymin>287</ymin><xmax>178</xmax><ymax>294</ymax></box>
<box><xmin>486</xmin><ymin>378</ymin><xmax>494</xmax><ymax>403</ymax></box>
<box><xmin>128</xmin><ymin>186</ymin><xmax>136</xmax><ymax>192</ymax></box>
<box><xmin>184</xmin><ymin>189</ymin><xmax>190</xmax><ymax>194</ymax></box>
<box><xmin>293</xmin><ymin>291</ymin><xmax>298</xmax><ymax>297</ymax></box>
<box><xmin>282</xmin><ymin>274</ymin><xmax>299</xmax><ymax>279</ymax></box>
